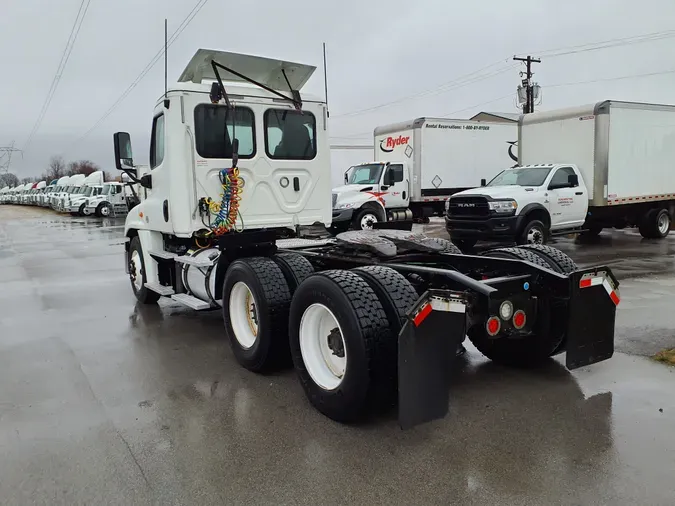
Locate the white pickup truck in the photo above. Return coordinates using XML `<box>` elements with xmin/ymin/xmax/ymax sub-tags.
<box><xmin>446</xmin><ymin>100</ymin><xmax>675</xmax><ymax>249</ymax></box>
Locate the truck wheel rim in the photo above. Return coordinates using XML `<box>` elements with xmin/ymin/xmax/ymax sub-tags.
<box><xmin>527</xmin><ymin>226</ymin><xmax>544</xmax><ymax>244</ymax></box>
<box><xmin>299</xmin><ymin>303</ymin><xmax>346</xmax><ymax>390</ymax></box>
<box><xmin>658</xmin><ymin>213</ymin><xmax>669</xmax><ymax>234</ymax></box>
<box><xmin>360</xmin><ymin>213</ymin><xmax>378</xmax><ymax>230</ymax></box>
<box><xmin>101</xmin><ymin>205</ymin><xmax>110</xmax><ymax>216</ymax></box>
<box><xmin>130</xmin><ymin>250</ymin><xmax>143</xmax><ymax>291</ymax></box>
<box><xmin>229</xmin><ymin>282</ymin><xmax>259</xmax><ymax>349</ymax></box>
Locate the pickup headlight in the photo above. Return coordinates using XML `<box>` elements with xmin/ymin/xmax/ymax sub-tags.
<box><xmin>336</xmin><ymin>203</ymin><xmax>353</xmax><ymax>210</ymax></box>
<box><xmin>488</xmin><ymin>200</ymin><xmax>518</xmax><ymax>213</ymax></box>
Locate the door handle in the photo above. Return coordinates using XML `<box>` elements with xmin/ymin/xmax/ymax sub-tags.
<box><xmin>293</xmin><ymin>177</ymin><xmax>300</xmax><ymax>192</ymax></box>
<box><xmin>575</xmin><ymin>192</ymin><xmax>583</xmax><ymax>195</ymax></box>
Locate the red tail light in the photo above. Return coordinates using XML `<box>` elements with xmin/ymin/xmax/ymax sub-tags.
<box><xmin>513</xmin><ymin>310</ymin><xmax>526</xmax><ymax>329</ymax></box>
<box><xmin>486</xmin><ymin>316</ymin><xmax>501</xmax><ymax>336</ymax></box>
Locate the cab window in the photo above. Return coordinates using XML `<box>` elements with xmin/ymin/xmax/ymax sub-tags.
<box><xmin>387</xmin><ymin>164</ymin><xmax>404</xmax><ymax>183</ymax></box>
<box><xmin>265</xmin><ymin>109</ymin><xmax>316</xmax><ymax>160</ymax></box>
<box><xmin>549</xmin><ymin>167</ymin><xmax>577</xmax><ymax>188</ymax></box>
<box><xmin>150</xmin><ymin>114</ymin><xmax>165</xmax><ymax>168</ymax></box>
<box><xmin>194</xmin><ymin>105</ymin><xmax>255</xmax><ymax>159</ymax></box>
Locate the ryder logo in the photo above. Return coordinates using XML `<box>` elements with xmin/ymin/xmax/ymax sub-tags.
<box><xmin>379</xmin><ymin>135</ymin><xmax>410</xmax><ymax>153</ymax></box>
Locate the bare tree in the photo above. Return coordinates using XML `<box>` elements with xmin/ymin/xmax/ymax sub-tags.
<box><xmin>66</xmin><ymin>159</ymin><xmax>100</xmax><ymax>176</ymax></box>
<box><xmin>21</xmin><ymin>177</ymin><xmax>34</xmax><ymax>184</ymax></box>
<box><xmin>0</xmin><ymin>172</ymin><xmax>19</xmax><ymax>187</ymax></box>
<box><xmin>47</xmin><ymin>156</ymin><xmax>66</xmax><ymax>180</ymax></box>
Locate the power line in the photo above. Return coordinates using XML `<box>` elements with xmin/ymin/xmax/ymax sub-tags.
<box><xmin>547</xmin><ymin>67</ymin><xmax>675</xmax><ymax>88</ymax></box>
<box><xmin>64</xmin><ymin>0</ymin><xmax>211</xmax><ymax>154</ymax></box>
<box><xmin>331</xmin><ymin>60</ymin><xmax>516</xmax><ymax>119</ymax></box>
<box><xmin>23</xmin><ymin>0</ymin><xmax>92</xmax><ymax>151</ymax></box>
<box><xmin>524</xmin><ymin>29</ymin><xmax>675</xmax><ymax>59</ymax></box>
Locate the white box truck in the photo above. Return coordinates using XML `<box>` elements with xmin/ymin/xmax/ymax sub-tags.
<box><xmin>331</xmin><ymin>118</ymin><xmax>517</xmax><ymax>231</ymax></box>
<box><xmin>446</xmin><ymin>101</ymin><xmax>675</xmax><ymax>249</ymax></box>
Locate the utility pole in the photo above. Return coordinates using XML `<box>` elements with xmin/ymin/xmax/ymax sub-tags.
<box><xmin>513</xmin><ymin>55</ymin><xmax>541</xmax><ymax>114</ymax></box>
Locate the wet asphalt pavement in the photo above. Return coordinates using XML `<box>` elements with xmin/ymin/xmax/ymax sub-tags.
<box><xmin>1</xmin><ymin>207</ymin><xmax>675</xmax><ymax>506</ymax></box>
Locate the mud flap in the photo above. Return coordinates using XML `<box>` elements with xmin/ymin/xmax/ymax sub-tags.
<box><xmin>565</xmin><ymin>268</ymin><xmax>619</xmax><ymax>370</ymax></box>
<box><xmin>398</xmin><ymin>291</ymin><xmax>466</xmax><ymax>430</ymax></box>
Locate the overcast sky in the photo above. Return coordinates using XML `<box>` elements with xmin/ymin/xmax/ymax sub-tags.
<box><xmin>2</xmin><ymin>0</ymin><xmax>675</xmax><ymax>179</ymax></box>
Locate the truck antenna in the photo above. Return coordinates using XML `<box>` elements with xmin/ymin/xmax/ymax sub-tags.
<box><xmin>323</xmin><ymin>42</ymin><xmax>329</xmax><ymax>117</ymax></box>
<box><xmin>163</xmin><ymin>18</ymin><xmax>169</xmax><ymax>109</ymax></box>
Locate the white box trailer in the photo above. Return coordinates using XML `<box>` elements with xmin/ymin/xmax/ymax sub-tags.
<box><xmin>519</xmin><ymin>100</ymin><xmax>675</xmax><ymax>237</ymax></box>
<box><xmin>376</xmin><ymin>118</ymin><xmax>518</xmax><ymax>201</ymax></box>
<box><xmin>331</xmin><ymin>118</ymin><xmax>517</xmax><ymax>230</ymax></box>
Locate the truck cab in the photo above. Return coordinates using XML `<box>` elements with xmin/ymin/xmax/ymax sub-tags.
<box><xmin>85</xmin><ymin>182</ymin><xmax>128</xmax><ymax>217</ymax></box>
<box><xmin>50</xmin><ymin>176</ymin><xmax>72</xmax><ymax>209</ymax></box>
<box><xmin>446</xmin><ymin>163</ymin><xmax>588</xmax><ymax>250</ymax></box>
<box><xmin>332</xmin><ymin>161</ymin><xmax>410</xmax><ymax>230</ymax></box>
<box><xmin>67</xmin><ymin>171</ymin><xmax>105</xmax><ymax>215</ymax></box>
<box><xmin>55</xmin><ymin>174</ymin><xmax>86</xmax><ymax>212</ymax></box>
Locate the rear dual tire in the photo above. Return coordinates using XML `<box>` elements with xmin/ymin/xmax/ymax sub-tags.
<box><xmin>289</xmin><ymin>268</ymin><xmax>413</xmax><ymax>422</ymax></box>
<box><xmin>639</xmin><ymin>208</ymin><xmax>670</xmax><ymax>239</ymax></box>
<box><xmin>472</xmin><ymin>245</ymin><xmax>575</xmax><ymax>366</ymax></box>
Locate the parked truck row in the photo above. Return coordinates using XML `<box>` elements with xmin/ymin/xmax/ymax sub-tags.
<box><xmin>0</xmin><ymin>170</ymin><xmax>140</xmax><ymax>216</ymax></box>
<box><xmin>112</xmin><ymin>48</ymin><xmax>620</xmax><ymax>429</ymax></box>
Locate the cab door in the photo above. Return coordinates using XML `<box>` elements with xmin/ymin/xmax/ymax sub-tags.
<box><xmin>546</xmin><ymin>166</ymin><xmax>587</xmax><ymax>228</ymax></box>
<box><xmin>381</xmin><ymin>163</ymin><xmax>410</xmax><ymax>209</ymax></box>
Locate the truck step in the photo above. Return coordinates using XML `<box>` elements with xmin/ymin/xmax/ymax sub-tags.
<box><xmin>171</xmin><ymin>293</ymin><xmax>211</xmax><ymax>310</ymax></box>
<box><xmin>148</xmin><ymin>250</ymin><xmax>176</xmax><ymax>260</ymax></box>
<box><xmin>144</xmin><ymin>282</ymin><xmax>175</xmax><ymax>296</ymax></box>
<box><xmin>174</xmin><ymin>255</ymin><xmax>214</xmax><ymax>268</ymax></box>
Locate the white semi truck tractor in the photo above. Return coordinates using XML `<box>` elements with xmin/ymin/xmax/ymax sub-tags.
<box><xmin>66</xmin><ymin>171</ymin><xmax>105</xmax><ymax>216</ymax></box>
<box><xmin>114</xmin><ymin>49</ymin><xmax>620</xmax><ymax>429</ymax></box>
<box><xmin>330</xmin><ymin>118</ymin><xmax>516</xmax><ymax>231</ymax></box>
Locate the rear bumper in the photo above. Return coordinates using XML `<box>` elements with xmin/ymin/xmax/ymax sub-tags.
<box><xmin>445</xmin><ymin>214</ymin><xmax>519</xmax><ymax>239</ymax></box>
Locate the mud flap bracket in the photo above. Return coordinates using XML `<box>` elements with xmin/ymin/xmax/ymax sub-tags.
<box><xmin>398</xmin><ymin>290</ymin><xmax>467</xmax><ymax>430</ymax></box>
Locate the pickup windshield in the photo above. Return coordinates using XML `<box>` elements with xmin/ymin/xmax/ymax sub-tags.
<box><xmin>487</xmin><ymin>167</ymin><xmax>553</xmax><ymax>187</ymax></box>
<box><xmin>345</xmin><ymin>164</ymin><xmax>384</xmax><ymax>185</ymax></box>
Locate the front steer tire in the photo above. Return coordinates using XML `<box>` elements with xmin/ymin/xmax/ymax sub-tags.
<box><xmin>222</xmin><ymin>257</ymin><xmax>292</xmax><ymax>373</ymax></box>
<box><xmin>289</xmin><ymin>270</ymin><xmax>393</xmax><ymax>423</ymax></box>
<box><xmin>128</xmin><ymin>236</ymin><xmax>160</xmax><ymax>305</ymax></box>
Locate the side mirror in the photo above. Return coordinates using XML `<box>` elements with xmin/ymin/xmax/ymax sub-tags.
<box><xmin>480</xmin><ymin>178</ymin><xmax>487</xmax><ymax>187</ymax></box>
<box><xmin>344</xmin><ymin>173</ymin><xmax>349</xmax><ymax>184</ymax></box>
<box><xmin>568</xmin><ymin>174</ymin><xmax>579</xmax><ymax>187</ymax></box>
<box><xmin>113</xmin><ymin>132</ymin><xmax>135</xmax><ymax>172</ymax></box>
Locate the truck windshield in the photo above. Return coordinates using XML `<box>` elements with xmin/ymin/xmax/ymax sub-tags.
<box><xmin>346</xmin><ymin>164</ymin><xmax>384</xmax><ymax>185</ymax></box>
<box><xmin>102</xmin><ymin>185</ymin><xmax>113</xmax><ymax>195</ymax></box>
<box><xmin>83</xmin><ymin>187</ymin><xmax>94</xmax><ymax>197</ymax></box>
<box><xmin>487</xmin><ymin>167</ymin><xmax>553</xmax><ymax>187</ymax></box>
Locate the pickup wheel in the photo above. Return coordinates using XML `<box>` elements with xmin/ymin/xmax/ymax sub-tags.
<box><xmin>451</xmin><ymin>237</ymin><xmax>477</xmax><ymax>252</ymax></box>
<box><xmin>639</xmin><ymin>208</ymin><xmax>671</xmax><ymax>239</ymax></box>
<box><xmin>128</xmin><ymin>236</ymin><xmax>160</xmax><ymax>305</ymax></box>
<box><xmin>289</xmin><ymin>270</ymin><xmax>393</xmax><ymax>422</ymax></box>
<box><xmin>517</xmin><ymin>219</ymin><xmax>547</xmax><ymax>245</ymax></box>
<box><xmin>222</xmin><ymin>258</ymin><xmax>292</xmax><ymax>372</ymax></box>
